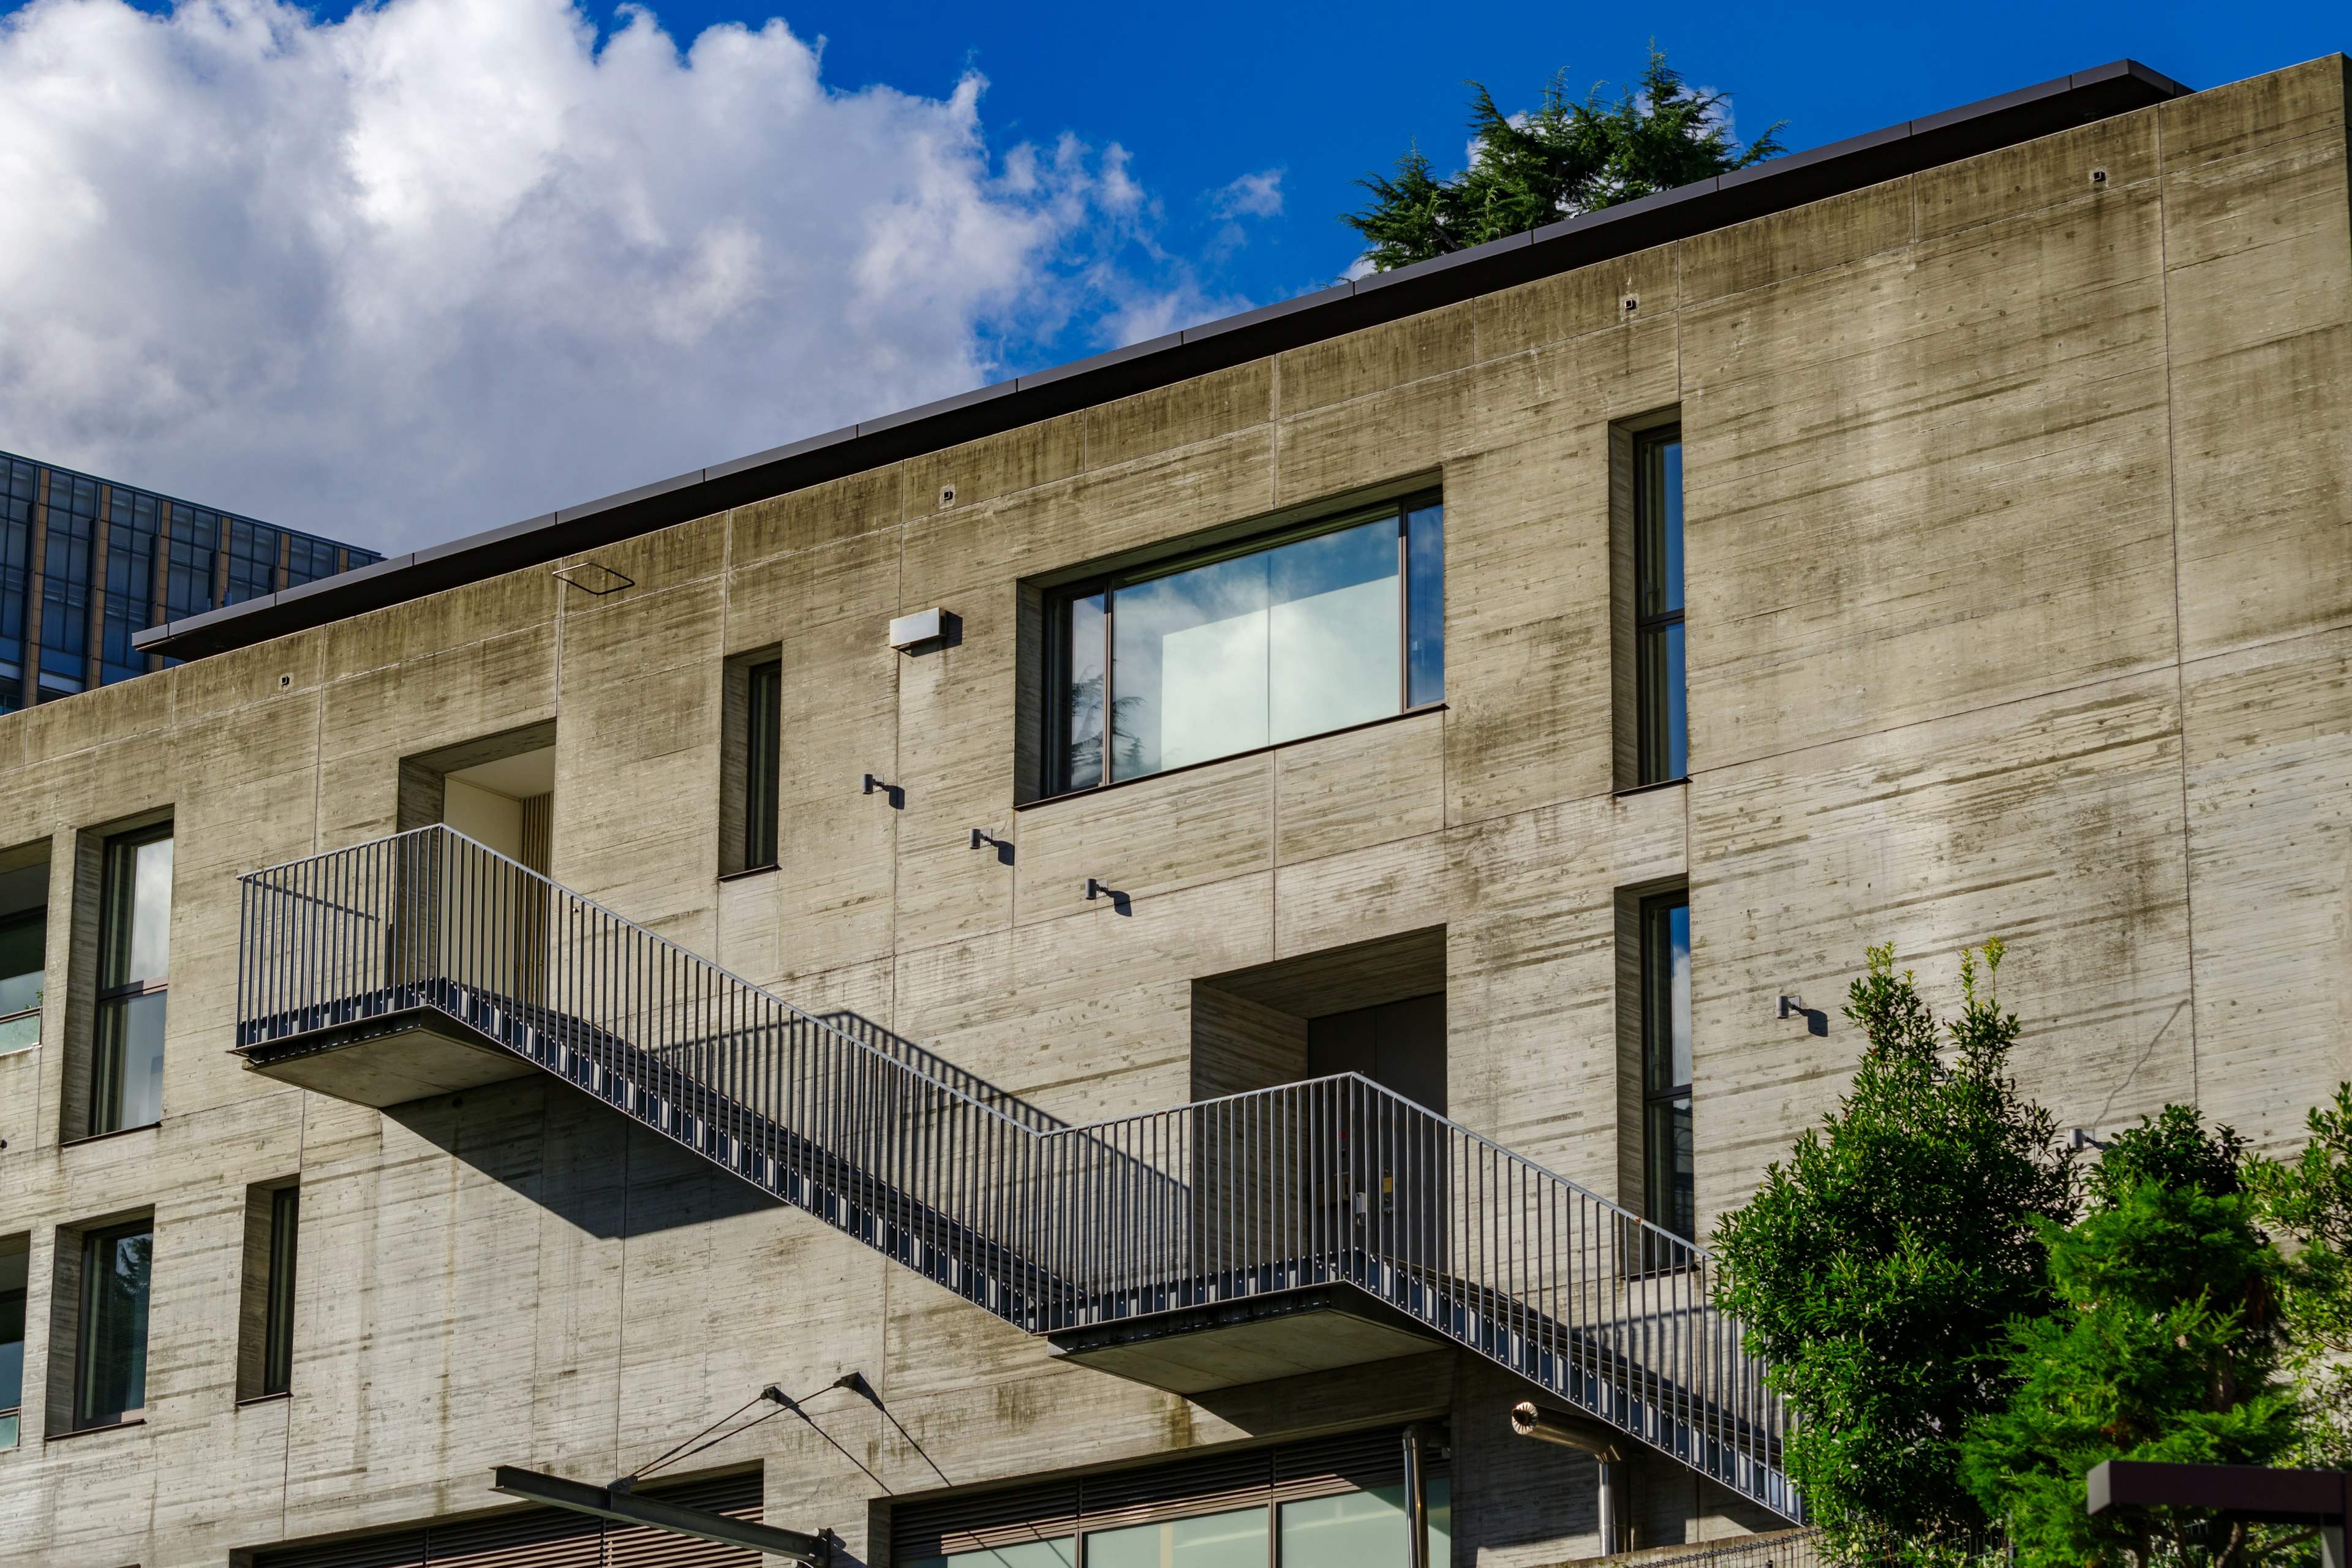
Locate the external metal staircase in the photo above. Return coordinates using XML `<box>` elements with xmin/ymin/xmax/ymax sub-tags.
<box><xmin>235</xmin><ymin>826</ymin><xmax>1798</xmax><ymax>1521</ymax></box>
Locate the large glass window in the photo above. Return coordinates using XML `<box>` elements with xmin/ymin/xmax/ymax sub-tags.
<box><xmin>91</xmin><ymin>825</ymin><xmax>171</xmax><ymax>1134</ymax></box>
<box><xmin>1642</xmin><ymin>891</ymin><xmax>1694</xmax><ymax>1242</ymax></box>
<box><xmin>914</xmin><ymin>1544</ymin><xmax>1073</xmax><ymax>1568</ymax></box>
<box><xmin>0</xmin><ymin>907</ymin><xmax>42</xmax><ymax>1055</ymax></box>
<box><xmin>898</xmin><ymin>1430</ymin><xmax>1446</xmax><ymax>1568</ymax></box>
<box><xmin>0</xmin><ymin>1235</ymin><xmax>26</xmax><ymax>1449</ymax></box>
<box><xmin>1092</xmin><ymin>1507</ymin><xmax>1268</xmax><ymax>1568</ymax></box>
<box><xmin>1281</xmin><ymin>1482</ymin><xmax>1450</xmax><ymax>1568</ymax></box>
<box><xmin>75</xmin><ymin>1219</ymin><xmax>151</xmax><ymax>1428</ymax></box>
<box><xmin>1049</xmin><ymin>498</ymin><xmax>1443</xmax><ymax>794</ymax></box>
<box><xmin>1634</xmin><ymin>428</ymin><xmax>1686</xmax><ymax>785</ymax></box>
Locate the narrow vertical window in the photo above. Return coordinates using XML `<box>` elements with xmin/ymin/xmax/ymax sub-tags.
<box><xmin>237</xmin><ymin>1180</ymin><xmax>301</xmax><ymax>1401</ymax></box>
<box><xmin>1405</xmin><ymin>501</ymin><xmax>1445</xmax><ymax>707</ymax></box>
<box><xmin>1051</xmin><ymin>586</ymin><xmax>1108</xmax><ymax>794</ymax></box>
<box><xmin>744</xmin><ymin>660</ymin><xmax>781</xmax><ymax>871</ymax></box>
<box><xmin>75</xmin><ymin>1219</ymin><xmax>151</xmax><ymax>1428</ymax></box>
<box><xmin>0</xmin><ymin>903</ymin><xmax>43</xmax><ymax>1055</ymax></box>
<box><xmin>263</xmin><ymin>1186</ymin><xmax>299</xmax><ymax>1395</ymax></box>
<box><xmin>0</xmin><ymin>1234</ymin><xmax>25</xmax><ymax>1449</ymax></box>
<box><xmin>718</xmin><ymin>654</ymin><xmax>779</xmax><ymax>878</ymax></box>
<box><xmin>91</xmin><ymin>826</ymin><xmax>170</xmax><ymax>1134</ymax></box>
<box><xmin>1634</xmin><ymin>428</ymin><xmax>1686</xmax><ymax>784</ymax></box>
<box><xmin>1641</xmin><ymin>891</ymin><xmax>1694</xmax><ymax>1243</ymax></box>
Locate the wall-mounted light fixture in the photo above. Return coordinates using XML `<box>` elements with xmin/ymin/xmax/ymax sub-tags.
<box><xmin>1082</xmin><ymin>877</ymin><xmax>1133</xmax><ymax>914</ymax></box>
<box><xmin>861</xmin><ymin>774</ymin><xmax>904</xmax><ymax>809</ymax></box>
<box><xmin>1777</xmin><ymin>992</ymin><xmax>1828</xmax><ymax>1037</ymax></box>
<box><xmin>970</xmin><ymin>828</ymin><xmax>1012</xmax><ymax>865</ymax></box>
<box><xmin>888</xmin><ymin>608</ymin><xmax>957</xmax><ymax>652</ymax></box>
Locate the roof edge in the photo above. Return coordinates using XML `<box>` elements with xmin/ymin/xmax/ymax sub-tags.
<box><xmin>138</xmin><ymin>58</ymin><xmax>2190</xmax><ymax>663</ymax></box>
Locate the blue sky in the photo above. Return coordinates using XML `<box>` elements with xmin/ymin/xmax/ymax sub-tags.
<box><xmin>204</xmin><ymin>0</ymin><xmax>2351</xmax><ymax>355</ymax></box>
<box><xmin>0</xmin><ymin>0</ymin><xmax>2342</xmax><ymax>548</ymax></box>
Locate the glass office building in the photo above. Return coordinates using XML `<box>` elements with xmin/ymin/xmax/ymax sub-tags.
<box><xmin>0</xmin><ymin>451</ymin><xmax>379</xmax><ymax>710</ymax></box>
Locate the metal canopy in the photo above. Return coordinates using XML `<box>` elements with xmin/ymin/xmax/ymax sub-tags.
<box><xmin>2087</xmin><ymin>1461</ymin><xmax>2352</xmax><ymax>1524</ymax></box>
<box><xmin>491</xmin><ymin>1466</ymin><xmax>829</xmax><ymax>1566</ymax></box>
<box><xmin>2087</xmin><ymin>1460</ymin><xmax>2351</xmax><ymax>1568</ymax></box>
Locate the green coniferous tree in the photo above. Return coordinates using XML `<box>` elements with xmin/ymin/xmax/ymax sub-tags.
<box><xmin>1714</xmin><ymin>941</ymin><xmax>2073</xmax><ymax>1555</ymax></box>
<box><xmin>1344</xmin><ymin>48</ymin><xmax>1785</xmax><ymax>272</ymax></box>
<box><xmin>1959</xmin><ymin>1108</ymin><xmax>2300</xmax><ymax>1568</ymax></box>
<box><xmin>2247</xmin><ymin>1085</ymin><xmax>2352</xmax><ymax>1468</ymax></box>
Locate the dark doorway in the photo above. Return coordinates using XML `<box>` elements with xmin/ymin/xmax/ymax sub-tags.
<box><xmin>1308</xmin><ymin>993</ymin><xmax>1446</xmax><ymax>1115</ymax></box>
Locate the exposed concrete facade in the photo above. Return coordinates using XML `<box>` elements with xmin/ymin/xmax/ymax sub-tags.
<box><xmin>1</xmin><ymin>55</ymin><xmax>2348</xmax><ymax>1568</ymax></box>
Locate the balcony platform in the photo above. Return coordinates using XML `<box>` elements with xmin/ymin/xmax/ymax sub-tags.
<box><xmin>1046</xmin><ymin>1284</ymin><xmax>1446</xmax><ymax>1393</ymax></box>
<box><xmin>237</xmin><ymin>1008</ymin><xmax>535</xmax><ymax>1108</ymax></box>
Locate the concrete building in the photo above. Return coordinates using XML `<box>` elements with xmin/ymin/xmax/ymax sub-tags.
<box><xmin>0</xmin><ymin>451</ymin><xmax>381</xmax><ymax>712</ymax></box>
<box><xmin>0</xmin><ymin>50</ymin><xmax>2346</xmax><ymax>1568</ymax></box>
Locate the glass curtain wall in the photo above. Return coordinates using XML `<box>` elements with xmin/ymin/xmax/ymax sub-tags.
<box><xmin>1642</xmin><ymin>891</ymin><xmax>1695</xmax><ymax>1243</ymax></box>
<box><xmin>0</xmin><ymin>449</ymin><xmax>382</xmax><ymax>714</ymax></box>
<box><xmin>1635</xmin><ymin>428</ymin><xmax>1686</xmax><ymax>784</ymax></box>
<box><xmin>75</xmin><ymin>1219</ymin><xmax>152</xmax><ymax>1428</ymax></box>
<box><xmin>91</xmin><ymin>827</ymin><xmax>172</xmax><ymax>1134</ymax></box>
<box><xmin>1049</xmin><ymin>497</ymin><xmax>1443</xmax><ymax>795</ymax></box>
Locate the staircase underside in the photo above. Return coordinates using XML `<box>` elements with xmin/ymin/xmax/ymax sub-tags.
<box><xmin>243</xmin><ymin>1006</ymin><xmax>533</xmax><ymax>1105</ymax></box>
<box><xmin>235</xmin><ymin>978</ymin><xmax>1798</xmax><ymax>1522</ymax></box>
<box><xmin>1046</xmin><ymin>1283</ymin><xmax>1447</xmax><ymax>1393</ymax></box>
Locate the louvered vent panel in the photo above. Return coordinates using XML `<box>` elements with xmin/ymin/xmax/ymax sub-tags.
<box><xmin>254</xmin><ymin>1529</ymin><xmax>431</xmax><ymax>1568</ymax></box>
<box><xmin>251</xmin><ymin>1471</ymin><xmax>762</xmax><ymax>1568</ymax></box>
<box><xmin>894</xmin><ymin>1480</ymin><xmax>1082</xmax><ymax>1558</ymax></box>
<box><xmin>426</xmin><ymin>1508</ymin><xmax>601</xmax><ymax>1568</ymax></box>
<box><xmin>605</xmin><ymin>1472</ymin><xmax>764</xmax><ymax>1568</ymax></box>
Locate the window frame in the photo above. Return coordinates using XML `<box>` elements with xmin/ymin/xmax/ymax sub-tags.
<box><xmin>743</xmin><ymin>658</ymin><xmax>782</xmax><ymax>873</ymax></box>
<box><xmin>72</xmin><ymin>1216</ymin><xmax>153</xmax><ymax>1430</ymax></box>
<box><xmin>1633</xmin><ymin>425</ymin><xmax>1686</xmax><ymax>786</ymax></box>
<box><xmin>0</xmin><ymin>904</ymin><xmax>43</xmax><ymax>1055</ymax></box>
<box><xmin>719</xmin><ymin>650</ymin><xmax>783</xmax><ymax>878</ymax></box>
<box><xmin>0</xmin><ymin>1232</ymin><xmax>25</xmax><ymax>1450</ymax></box>
<box><xmin>1042</xmin><ymin>492</ymin><xmax>1444</xmax><ymax>799</ymax></box>
<box><xmin>89</xmin><ymin>822</ymin><xmax>172</xmax><ymax>1136</ymax></box>
<box><xmin>1639</xmin><ymin>888</ymin><xmax>1694</xmax><ymax>1246</ymax></box>
<box><xmin>262</xmin><ymin>1185</ymin><xmax>299</xmax><ymax>1397</ymax></box>
<box><xmin>893</xmin><ymin>1427</ymin><xmax>1450</xmax><ymax>1568</ymax></box>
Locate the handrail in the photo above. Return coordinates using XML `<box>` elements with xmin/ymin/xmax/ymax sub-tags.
<box><xmin>236</xmin><ymin>826</ymin><xmax>1798</xmax><ymax>1520</ymax></box>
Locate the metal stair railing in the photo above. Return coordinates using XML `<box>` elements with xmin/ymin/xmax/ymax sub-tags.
<box><xmin>236</xmin><ymin>826</ymin><xmax>1798</xmax><ymax>1520</ymax></box>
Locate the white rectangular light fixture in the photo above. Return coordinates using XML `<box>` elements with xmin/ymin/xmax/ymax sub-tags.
<box><xmin>888</xmin><ymin>608</ymin><xmax>946</xmax><ymax>649</ymax></box>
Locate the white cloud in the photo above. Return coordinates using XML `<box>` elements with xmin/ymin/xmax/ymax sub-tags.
<box><xmin>0</xmin><ymin>0</ymin><xmax>1198</xmax><ymax>550</ymax></box>
<box><xmin>1211</xmin><ymin>168</ymin><xmax>1283</xmax><ymax>221</ymax></box>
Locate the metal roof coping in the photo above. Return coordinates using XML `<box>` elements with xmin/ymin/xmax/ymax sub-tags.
<box><xmin>133</xmin><ymin>57</ymin><xmax>2193</xmax><ymax>665</ymax></box>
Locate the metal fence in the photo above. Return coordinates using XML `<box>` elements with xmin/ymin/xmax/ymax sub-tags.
<box><xmin>237</xmin><ymin>826</ymin><xmax>1796</xmax><ymax>1520</ymax></box>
